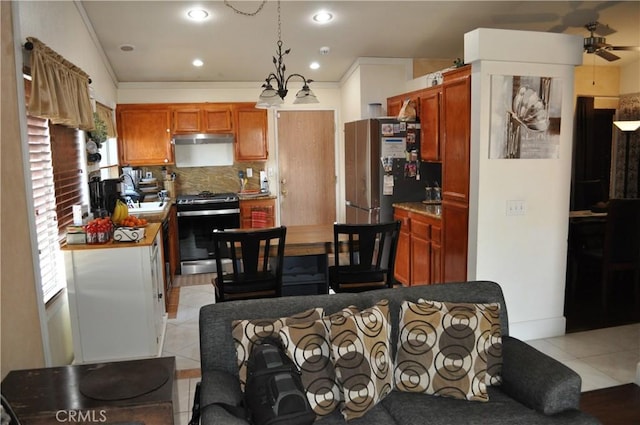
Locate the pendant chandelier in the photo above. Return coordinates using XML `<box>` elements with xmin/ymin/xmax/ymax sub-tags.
<box><xmin>255</xmin><ymin>0</ymin><xmax>319</xmax><ymax>108</ymax></box>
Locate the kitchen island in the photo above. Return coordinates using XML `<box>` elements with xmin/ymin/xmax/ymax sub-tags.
<box><xmin>63</xmin><ymin>222</ymin><xmax>167</xmax><ymax>364</ymax></box>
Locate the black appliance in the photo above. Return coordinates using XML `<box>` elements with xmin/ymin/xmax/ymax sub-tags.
<box><xmin>88</xmin><ymin>177</ymin><xmax>121</xmax><ymax>217</ymax></box>
<box><xmin>176</xmin><ymin>192</ymin><xmax>240</xmax><ymax>275</ymax></box>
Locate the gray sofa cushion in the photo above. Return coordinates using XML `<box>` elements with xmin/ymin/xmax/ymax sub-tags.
<box><xmin>380</xmin><ymin>388</ymin><xmax>600</xmax><ymax>425</ymax></box>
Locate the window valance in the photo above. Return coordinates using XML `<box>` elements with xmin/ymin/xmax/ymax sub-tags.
<box><xmin>95</xmin><ymin>102</ymin><xmax>116</xmax><ymax>138</ymax></box>
<box><xmin>26</xmin><ymin>37</ymin><xmax>93</xmax><ymax>131</ymax></box>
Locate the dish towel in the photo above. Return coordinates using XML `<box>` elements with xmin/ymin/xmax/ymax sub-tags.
<box><xmin>251</xmin><ymin>209</ymin><xmax>268</xmax><ymax>228</ymax></box>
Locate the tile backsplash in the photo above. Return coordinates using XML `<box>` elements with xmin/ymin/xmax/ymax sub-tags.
<box><xmin>144</xmin><ymin>162</ymin><xmax>265</xmax><ymax>195</ymax></box>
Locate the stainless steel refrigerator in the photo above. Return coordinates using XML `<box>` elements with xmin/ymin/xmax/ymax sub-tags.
<box><xmin>344</xmin><ymin>118</ymin><xmax>433</xmax><ymax>224</ymax></box>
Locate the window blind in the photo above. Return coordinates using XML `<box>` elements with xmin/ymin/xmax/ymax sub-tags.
<box><xmin>25</xmin><ymin>77</ymin><xmax>86</xmax><ymax>303</ymax></box>
<box><xmin>27</xmin><ymin>115</ymin><xmax>65</xmax><ymax>303</ymax></box>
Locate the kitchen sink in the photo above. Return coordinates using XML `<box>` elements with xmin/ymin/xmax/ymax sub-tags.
<box><xmin>128</xmin><ymin>202</ymin><xmax>169</xmax><ymax>214</ymax></box>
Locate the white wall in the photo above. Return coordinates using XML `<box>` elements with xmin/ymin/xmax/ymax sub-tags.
<box><xmin>465</xmin><ymin>28</ymin><xmax>583</xmax><ymax>340</ymax></box>
<box><xmin>620</xmin><ymin>60</ymin><xmax>640</xmax><ymax>95</ymax></box>
<box><xmin>14</xmin><ymin>0</ymin><xmax>118</xmax><ymax>366</ymax></box>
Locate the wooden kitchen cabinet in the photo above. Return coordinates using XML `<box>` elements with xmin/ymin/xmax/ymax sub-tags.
<box><xmin>117</xmin><ymin>104</ymin><xmax>173</xmax><ymax>166</ymax></box>
<box><xmin>240</xmin><ymin>198</ymin><xmax>275</xmax><ymax>228</ymax></box>
<box><xmin>394</xmin><ymin>207</ymin><xmax>442</xmax><ymax>286</ymax></box>
<box><xmin>63</xmin><ymin>224</ymin><xmax>167</xmax><ymax>363</ymax></box>
<box><xmin>233</xmin><ymin>103</ymin><xmax>268</xmax><ymax>161</ymax></box>
<box><xmin>171</xmin><ymin>104</ymin><xmax>233</xmax><ymax>134</ymax></box>
<box><xmin>387</xmin><ymin>92</ymin><xmax>421</xmax><ymax>120</ymax></box>
<box><xmin>441</xmin><ymin>65</ymin><xmax>471</xmax><ymax>282</ymax></box>
<box><xmin>442</xmin><ymin>66</ymin><xmax>471</xmax><ymax>204</ymax></box>
<box><xmin>419</xmin><ymin>86</ymin><xmax>442</xmax><ymax>161</ymax></box>
<box><xmin>393</xmin><ymin>209</ymin><xmax>411</xmax><ymax>286</ymax></box>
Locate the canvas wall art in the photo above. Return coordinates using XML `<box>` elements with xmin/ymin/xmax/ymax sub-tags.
<box><xmin>489</xmin><ymin>75</ymin><xmax>563</xmax><ymax>159</ymax></box>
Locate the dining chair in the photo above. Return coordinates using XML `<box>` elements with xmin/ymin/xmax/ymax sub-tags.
<box><xmin>211</xmin><ymin>226</ymin><xmax>287</xmax><ymax>302</ymax></box>
<box><xmin>583</xmin><ymin>198</ymin><xmax>640</xmax><ymax>317</ymax></box>
<box><xmin>329</xmin><ymin>221</ymin><xmax>401</xmax><ymax>293</ymax></box>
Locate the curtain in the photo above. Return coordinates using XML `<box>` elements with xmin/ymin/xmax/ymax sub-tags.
<box><xmin>95</xmin><ymin>102</ymin><xmax>116</xmax><ymax>138</ymax></box>
<box><xmin>27</xmin><ymin>36</ymin><xmax>93</xmax><ymax>131</ymax></box>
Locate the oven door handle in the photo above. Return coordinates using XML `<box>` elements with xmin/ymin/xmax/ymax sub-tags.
<box><xmin>177</xmin><ymin>208</ymin><xmax>240</xmax><ymax>217</ymax></box>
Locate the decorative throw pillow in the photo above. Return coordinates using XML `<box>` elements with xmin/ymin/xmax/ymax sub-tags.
<box><xmin>277</xmin><ymin>305</ymin><xmax>362</xmax><ymax>418</ymax></box>
<box><xmin>329</xmin><ymin>300</ymin><xmax>393</xmax><ymax>421</ymax></box>
<box><xmin>394</xmin><ymin>300</ymin><xmax>501</xmax><ymax>402</ymax></box>
<box><xmin>418</xmin><ymin>299</ymin><xmax>503</xmax><ymax>386</ymax></box>
<box><xmin>232</xmin><ymin>307</ymin><xmax>324</xmax><ymax>390</ymax></box>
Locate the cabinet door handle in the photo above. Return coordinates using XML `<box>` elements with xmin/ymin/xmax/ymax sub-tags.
<box><xmin>158</xmin><ymin>293</ymin><xmax>163</xmax><ymax>300</ymax></box>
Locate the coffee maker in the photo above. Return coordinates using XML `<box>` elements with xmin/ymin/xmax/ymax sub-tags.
<box><xmin>89</xmin><ymin>177</ymin><xmax>121</xmax><ymax>217</ymax></box>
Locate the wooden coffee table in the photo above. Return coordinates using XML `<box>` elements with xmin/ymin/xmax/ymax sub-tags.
<box><xmin>1</xmin><ymin>357</ymin><xmax>176</xmax><ymax>424</ymax></box>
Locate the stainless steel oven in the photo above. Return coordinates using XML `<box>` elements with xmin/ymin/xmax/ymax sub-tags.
<box><xmin>176</xmin><ymin>192</ymin><xmax>240</xmax><ymax>274</ymax></box>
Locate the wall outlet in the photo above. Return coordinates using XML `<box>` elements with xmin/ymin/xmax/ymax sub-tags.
<box><xmin>506</xmin><ymin>200</ymin><xmax>526</xmax><ymax>216</ymax></box>
<box><xmin>246</xmin><ymin>168</ymin><xmax>253</xmax><ymax>178</ymax></box>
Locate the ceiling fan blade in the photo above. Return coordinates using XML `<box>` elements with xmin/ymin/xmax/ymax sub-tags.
<box><xmin>595</xmin><ymin>49</ymin><xmax>620</xmax><ymax>61</ymax></box>
<box><xmin>610</xmin><ymin>46</ymin><xmax>640</xmax><ymax>51</ymax></box>
<box><xmin>593</xmin><ymin>22</ymin><xmax>616</xmax><ymax>36</ymax></box>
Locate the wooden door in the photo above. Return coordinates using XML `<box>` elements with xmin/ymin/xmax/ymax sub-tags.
<box><xmin>277</xmin><ymin>110</ymin><xmax>336</xmax><ymax>225</ymax></box>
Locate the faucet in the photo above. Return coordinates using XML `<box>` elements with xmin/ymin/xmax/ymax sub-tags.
<box><xmin>120</xmin><ymin>173</ymin><xmax>136</xmax><ymax>192</ymax></box>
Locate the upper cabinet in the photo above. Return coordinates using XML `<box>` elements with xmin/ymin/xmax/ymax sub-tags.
<box><xmin>418</xmin><ymin>86</ymin><xmax>442</xmax><ymax>162</ymax></box>
<box><xmin>172</xmin><ymin>104</ymin><xmax>233</xmax><ymax>134</ymax></box>
<box><xmin>116</xmin><ymin>104</ymin><xmax>173</xmax><ymax>166</ymax></box>
<box><xmin>441</xmin><ymin>66</ymin><xmax>471</xmax><ymax>204</ymax></box>
<box><xmin>117</xmin><ymin>102</ymin><xmax>267</xmax><ymax>166</ymax></box>
<box><xmin>233</xmin><ymin>103</ymin><xmax>268</xmax><ymax>161</ymax></box>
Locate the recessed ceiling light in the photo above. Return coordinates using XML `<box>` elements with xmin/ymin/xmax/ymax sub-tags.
<box><xmin>312</xmin><ymin>10</ymin><xmax>333</xmax><ymax>24</ymax></box>
<box><xmin>309</xmin><ymin>62</ymin><xmax>320</xmax><ymax>70</ymax></box>
<box><xmin>119</xmin><ymin>44</ymin><xmax>135</xmax><ymax>52</ymax></box>
<box><xmin>192</xmin><ymin>59</ymin><xmax>204</xmax><ymax>67</ymax></box>
<box><xmin>187</xmin><ymin>8</ymin><xmax>209</xmax><ymax>21</ymax></box>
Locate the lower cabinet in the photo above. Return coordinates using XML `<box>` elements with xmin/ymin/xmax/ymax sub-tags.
<box><xmin>64</xmin><ymin>226</ymin><xmax>167</xmax><ymax>363</ymax></box>
<box><xmin>394</xmin><ymin>208</ymin><xmax>442</xmax><ymax>286</ymax></box>
<box><xmin>240</xmin><ymin>198</ymin><xmax>276</xmax><ymax>228</ymax></box>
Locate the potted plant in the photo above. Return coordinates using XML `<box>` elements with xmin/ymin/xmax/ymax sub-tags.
<box><xmin>87</xmin><ymin>112</ymin><xmax>108</xmax><ymax>163</ymax></box>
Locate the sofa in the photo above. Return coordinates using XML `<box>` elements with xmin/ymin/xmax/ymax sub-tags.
<box><xmin>197</xmin><ymin>281</ymin><xmax>600</xmax><ymax>424</ymax></box>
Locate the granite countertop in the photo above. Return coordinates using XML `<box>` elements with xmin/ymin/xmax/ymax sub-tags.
<box><xmin>238</xmin><ymin>192</ymin><xmax>276</xmax><ymax>201</ymax></box>
<box><xmin>393</xmin><ymin>202</ymin><xmax>442</xmax><ymax>219</ymax></box>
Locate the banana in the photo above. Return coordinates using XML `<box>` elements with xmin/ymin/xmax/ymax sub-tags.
<box><xmin>112</xmin><ymin>199</ymin><xmax>128</xmax><ymax>224</ymax></box>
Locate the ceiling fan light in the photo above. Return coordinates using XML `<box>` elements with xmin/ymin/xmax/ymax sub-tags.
<box><xmin>293</xmin><ymin>86</ymin><xmax>319</xmax><ymax>104</ymax></box>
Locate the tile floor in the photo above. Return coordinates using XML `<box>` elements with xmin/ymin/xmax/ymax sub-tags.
<box><xmin>164</xmin><ymin>285</ymin><xmax>640</xmax><ymax>425</ymax></box>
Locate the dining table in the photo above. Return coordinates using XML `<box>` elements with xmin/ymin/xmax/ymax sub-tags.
<box><xmin>274</xmin><ymin>224</ymin><xmax>335</xmax><ymax>296</ymax></box>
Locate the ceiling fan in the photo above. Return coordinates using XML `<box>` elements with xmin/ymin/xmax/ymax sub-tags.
<box><xmin>583</xmin><ymin>21</ymin><xmax>640</xmax><ymax>61</ymax></box>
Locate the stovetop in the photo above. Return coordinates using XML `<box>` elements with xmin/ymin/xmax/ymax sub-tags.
<box><xmin>177</xmin><ymin>191</ymin><xmax>239</xmax><ymax>205</ymax></box>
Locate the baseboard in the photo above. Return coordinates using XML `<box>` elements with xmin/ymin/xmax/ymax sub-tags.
<box><xmin>510</xmin><ymin>316</ymin><xmax>567</xmax><ymax>341</ymax></box>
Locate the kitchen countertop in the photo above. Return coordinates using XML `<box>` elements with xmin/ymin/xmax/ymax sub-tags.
<box><xmin>393</xmin><ymin>202</ymin><xmax>442</xmax><ymax>219</ymax></box>
<box><xmin>238</xmin><ymin>192</ymin><xmax>276</xmax><ymax>201</ymax></box>
<box><xmin>62</xmin><ymin>223</ymin><xmax>161</xmax><ymax>251</ymax></box>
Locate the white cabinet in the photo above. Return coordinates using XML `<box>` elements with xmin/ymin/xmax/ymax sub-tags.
<box><xmin>64</xmin><ymin>224</ymin><xmax>167</xmax><ymax>363</ymax></box>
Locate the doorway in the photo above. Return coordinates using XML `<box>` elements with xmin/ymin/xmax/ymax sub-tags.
<box><xmin>276</xmin><ymin>110</ymin><xmax>336</xmax><ymax>225</ymax></box>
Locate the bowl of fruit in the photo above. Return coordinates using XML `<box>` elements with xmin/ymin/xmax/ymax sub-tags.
<box><xmin>113</xmin><ymin>215</ymin><xmax>148</xmax><ymax>242</ymax></box>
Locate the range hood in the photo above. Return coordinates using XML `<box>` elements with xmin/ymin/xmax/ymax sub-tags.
<box><xmin>173</xmin><ymin>133</ymin><xmax>234</xmax><ymax>145</ymax></box>
<box><xmin>173</xmin><ymin>133</ymin><xmax>234</xmax><ymax>167</ymax></box>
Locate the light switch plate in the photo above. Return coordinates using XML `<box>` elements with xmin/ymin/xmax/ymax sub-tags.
<box><xmin>506</xmin><ymin>200</ymin><xmax>526</xmax><ymax>216</ymax></box>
